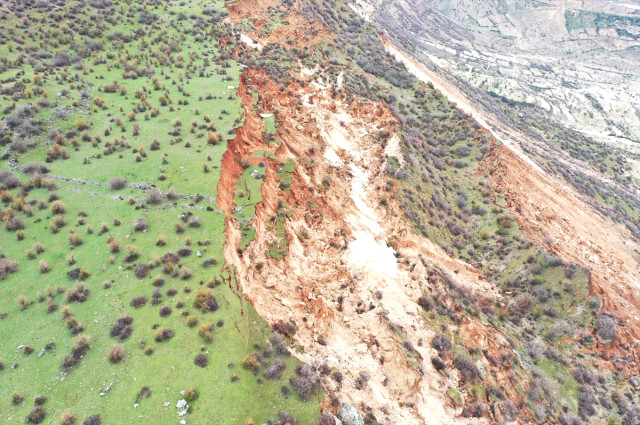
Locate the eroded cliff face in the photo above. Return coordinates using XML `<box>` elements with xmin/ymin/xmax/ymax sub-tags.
<box><xmin>217</xmin><ymin>66</ymin><xmax>530</xmax><ymax>425</ymax></box>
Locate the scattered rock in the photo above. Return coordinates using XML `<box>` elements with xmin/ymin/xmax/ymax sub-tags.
<box><xmin>338</xmin><ymin>403</ymin><xmax>364</xmax><ymax>425</ymax></box>
<box><xmin>176</xmin><ymin>399</ymin><xmax>187</xmax><ymax>409</ymax></box>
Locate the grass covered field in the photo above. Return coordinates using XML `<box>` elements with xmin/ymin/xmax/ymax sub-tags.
<box><xmin>0</xmin><ymin>0</ymin><xmax>321</xmax><ymax>423</ymax></box>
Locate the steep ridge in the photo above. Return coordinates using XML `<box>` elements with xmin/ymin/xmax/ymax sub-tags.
<box><xmin>382</xmin><ymin>36</ymin><xmax>640</xmax><ymax>356</ymax></box>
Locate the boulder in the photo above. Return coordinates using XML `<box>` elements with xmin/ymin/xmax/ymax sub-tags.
<box><xmin>338</xmin><ymin>404</ymin><xmax>364</xmax><ymax>425</ymax></box>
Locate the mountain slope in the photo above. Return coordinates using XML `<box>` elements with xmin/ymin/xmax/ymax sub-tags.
<box><xmin>0</xmin><ymin>0</ymin><xmax>639</xmax><ymax>424</ymax></box>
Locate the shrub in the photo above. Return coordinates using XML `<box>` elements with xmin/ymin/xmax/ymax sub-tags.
<box><xmin>289</xmin><ymin>365</ymin><xmax>320</xmax><ymax>400</ymax></box>
<box><xmin>0</xmin><ymin>171</ymin><xmax>19</xmax><ymax>189</ymax></box>
<box><xmin>264</xmin><ymin>359</ymin><xmax>287</xmax><ymax>380</ymax></box>
<box><xmin>431</xmin><ymin>356</ymin><xmax>446</xmax><ymax>371</ymax></box>
<box><xmin>110</xmin><ymin>316</ymin><xmax>133</xmax><ymax>340</ymax></box>
<box><xmin>73</xmin><ymin>334</ymin><xmax>91</xmax><ymax>351</ymax></box>
<box><xmin>453</xmin><ymin>355</ymin><xmax>479</xmax><ymax>383</ymax></box>
<box><xmin>417</xmin><ymin>295</ymin><xmax>434</xmax><ymax>311</ymax></box>
<box><xmin>136</xmin><ymin>387</ymin><xmax>152</xmax><ymax>402</ymax></box>
<box><xmin>130</xmin><ymin>296</ymin><xmax>148</xmax><ymax>308</ymax></box>
<box><xmin>11</xmin><ymin>392</ymin><xmax>24</xmax><ymax>405</ymax></box>
<box><xmin>133</xmin><ymin>217</ymin><xmax>148</xmax><ymax>231</ymax></box>
<box><xmin>270</xmin><ymin>333</ymin><xmax>291</xmax><ymax>357</ymax></box>
<box><xmin>39</xmin><ymin>260</ymin><xmax>51</xmax><ymax>273</ymax></box>
<box><xmin>207</xmin><ymin>132</ymin><xmax>219</xmax><ymax>145</ymax></box>
<box><xmin>66</xmin><ymin>282</ymin><xmax>89</xmax><ymax>303</ymax></box>
<box><xmin>194</xmin><ymin>354</ymin><xmax>208</xmax><ymax>367</ymax></box>
<box><xmin>201</xmin><ymin>257</ymin><xmax>217</xmax><ymax>268</ymax></box>
<box><xmin>82</xmin><ymin>415</ymin><xmax>102</xmax><ymax>425</ymax></box>
<box><xmin>596</xmin><ymin>314</ymin><xmax>618</xmax><ymax>341</ymax></box>
<box><xmin>67</xmin><ymin>268</ymin><xmax>90</xmax><ymax>280</ymax></box>
<box><xmin>187</xmin><ymin>316</ymin><xmax>198</xmax><ymax>327</ymax></box>
<box><xmin>146</xmin><ymin>188</ymin><xmax>163</xmax><ymax>204</ymax></box>
<box><xmin>273</xmin><ymin>320</ymin><xmax>296</xmax><ymax>337</ymax></box>
<box><xmin>107</xmin><ymin>344</ymin><xmax>124</xmax><ymax>363</ymax></box>
<box><xmin>17</xmin><ymin>294</ymin><xmax>30</xmax><ymax>310</ymax></box>
<box><xmin>431</xmin><ymin>333</ymin><xmax>451</xmax><ymax>356</ymax></box>
<box><xmin>272</xmin><ymin>413</ymin><xmax>298</xmax><ymax>425</ymax></box>
<box><xmin>134</xmin><ymin>263</ymin><xmax>149</xmax><ymax>279</ymax></box>
<box><xmin>181</xmin><ymin>267</ymin><xmax>192</xmax><ymax>280</ymax></box>
<box><xmin>355</xmin><ymin>371</ymin><xmax>371</xmax><ymax>390</ymax></box>
<box><xmin>69</xmin><ymin>233</ymin><xmax>83</xmax><ymax>247</ymax></box>
<box><xmin>0</xmin><ymin>258</ymin><xmax>18</xmax><ymax>280</ymax></box>
<box><xmin>194</xmin><ymin>289</ymin><xmax>219</xmax><ymax>312</ymax></box>
<box><xmin>242</xmin><ymin>355</ymin><xmax>261</xmax><ymax>373</ymax></box>
<box><xmin>462</xmin><ymin>402</ymin><xmax>485</xmax><ymax>418</ymax></box>
<box><xmin>5</xmin><ymin>215</ymin><xmax>25</xmax><ymax>231</ymax></box>
<box><xmin>52</xmin><ymin>51</ymin><xmax>72</xmax><ymax>67</ymax></box>
<box><xmin>108</xmin><ymin>177</ymin><xmax>127</xmax><ymax>190</ymax></box>
<box><xmin>318</xmin><ymin>412</ymin><xmax>336</xmax><ymax>425</ymax></box>
<box><xmin>184</xmin><ymin>388</ymin><xmax>198</xmax><ymax>402</ymax></box>
<box><xmin>124</xmin><ymin>246</ymin><xmax>139</xmax><ymax>262</ymax></box>
<box><xmin>159</xmin><ymin>306</ymin><xmax>172</xmax><ymax>317</ymax></box>
<box><xmin>62</xmin><ymin>334</ymin><xmax>91</xmax><ymax>370</ymax></box>
<box><xmin>108</xmin><ymin>239</ymin><xmax>121</xmax><ymax>253</ymax></box>
<box><xmin>60</xmin><ymin>412</ymin><xmax>77</xmax><ymax>425</ymax></box>
<box><xmin>52</xmin><ymin>214</ymin><xmax>66</xmax><ymax>230</ymax></box>
<box><xmin>27</xmin><ymin>407</ymin><xmax>47</xmax><ymax>424</ymax></box>
<box><xmin>199</xmin><ymin>324</ymin><xmax>213</xmax><ymax>342</ymax></box>
<box><xmin>98</xmin><ymin>223</ymin><xmax>110</xmax><ymax>235</ymax></box>
<box><xmin>151</xmin><ymin>289</ymin><xmax>163</xmax><ymax>306</ymax></box>
<box><xmin>50</xmin><ymin>200</ymin><xmax>66</xmax><ymax>214</ymax></box>
<box><xmin>281</xmin><ymin>386</ymin><xmax>291</xmax><ymax>398</ymax></box>
<box><xmin>154</xmin><ymin>327</ymin><xmax>174</xmax><ymax>342</ymax></box>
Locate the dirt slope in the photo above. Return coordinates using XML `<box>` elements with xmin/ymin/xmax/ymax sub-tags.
<box><xmin>382</xmin><ymin>37</ymin><xmax>640</xmax><ymax>361</ymax></box>
<box><xmin>217</xmin><ymin>64</ymin><xmax>532</xmax><ymax>423</ymax></box>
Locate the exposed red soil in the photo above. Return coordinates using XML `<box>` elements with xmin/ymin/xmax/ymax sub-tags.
<box><xmin>226</xmin><ymin>0</ymin><xmax>332</xmax><ymax>49</ymax></box>
<box><xmin>486</xmin><ymin>142</ymin><xmax>640</xmax><ymax>369</ymax></box>
<box><xmin>218</xmin><ymin>66</ymin><xmax>534</xmax><ymax>424</ymax></box>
